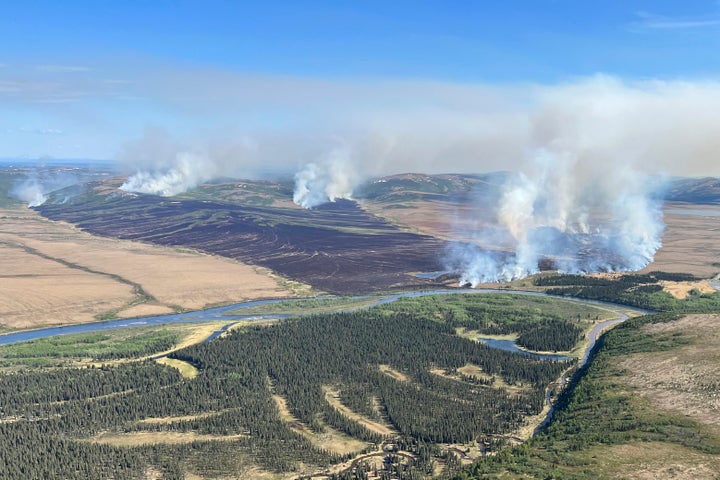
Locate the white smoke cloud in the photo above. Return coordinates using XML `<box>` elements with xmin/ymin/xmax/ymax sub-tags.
<box><xmin>293</xmin><ymin>148</ymin><xmax>357</xmax><ymax>209</ymax></box>
<box><xmin>121</xmin><ymin>152</ymin><xmax>216</xmax><ymax>196</ymax></box>
<box><xmin>447</xmin><ymin>158</ymin><xmax>666</xmax><ymax>285</ymax></box>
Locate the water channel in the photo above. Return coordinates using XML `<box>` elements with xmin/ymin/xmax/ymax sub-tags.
<box><xmin>0</xmin><ymin>288</ymin><xmax>647</xmax><ymax>364</ymax></box>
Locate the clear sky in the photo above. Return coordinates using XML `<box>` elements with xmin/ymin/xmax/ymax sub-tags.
<box><xmin>2</xmin><ymin>0</ymin><xmax>720</xmax><ymax>161</ymax></box>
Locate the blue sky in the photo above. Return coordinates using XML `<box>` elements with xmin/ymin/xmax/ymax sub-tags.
<box><xmin>2</xmin><ymin>0</ymin><xmax>720</xmax><ymax>162</ymax></box>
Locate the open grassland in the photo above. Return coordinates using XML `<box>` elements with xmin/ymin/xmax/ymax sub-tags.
<box><xmin>91</xmin><ymin>431</ymin><xmax>247</xmax><ymax>447</ymax></box>
<box><xmin>622</xmin><ymin>314</ymin><xmax>720</xmax><ymax>431</ymax></box>
<box><xmin>156</xmin><ymin>357</ymin><xmax>199</xmax><ymax>379</ymax></box>
<box><xmin>659</xmin><ymin>279</ymin><xmax>716</xmax><ymax>299</ymax></box>
<box><xmin>460</xmin><ymin>312</ymin><xmax>720</xmax><ymax>479</ymax></box>
<box><xmin>0</xmin><ymin>206</ymin><xmax>296</xmax><ymax>329</ymax></box>
<box><xmin>644</xmin><ymin>203</ymin><xmax>720</xmax><ymax>278</ymax></box>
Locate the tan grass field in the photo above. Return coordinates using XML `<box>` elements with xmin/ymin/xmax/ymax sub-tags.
<box><xmin>659</xmin><ymin>280</ymin><xmax>716</xmax><ymax>299</ymax></box>
<box><xmin>378</xmin><ymin>364</ymin><xmax>409</xmax><ymax>383</ymax></box>
<box><xmin>91</xmin><ymin>431</ymin><xmax>247</xmax><ymax>447</ymax></box>
<box><xmin>621</xmin><ymin>314</ymin><xmax>720</xmax><ymax>431</ymax></box>
<box><xmin>0</xmin><ymin>207</ymin><xmax>298</xmax><ymax>329</ymax></box>
<box><xmin>590</xmin><ymin>442</ymin><xmax>720</xmax><ymax>480</ymax></box>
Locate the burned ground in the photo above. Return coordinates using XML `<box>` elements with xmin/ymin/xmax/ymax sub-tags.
<box><xmin>37</xmin><ymin>192</ymin><xmax>448</xmax><ymax>294</ymax></box>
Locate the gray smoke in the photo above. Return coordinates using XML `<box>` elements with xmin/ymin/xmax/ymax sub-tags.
<box><xmin>11</xmin><ymin>168</ymin><xmax>81</xmax><ymax>207</ymax></box>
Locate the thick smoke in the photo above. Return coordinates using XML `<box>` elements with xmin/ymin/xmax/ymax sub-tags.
<box><xmin>293</xmin><ymin>148</ymin><xmax>357</xmax><ymax>209</ymax></box>
<box><xmin>121</xmin><ymin>152</ymin><xmax>216</xmax><ymax>196</ymax></box>
<box><xmin>445</xmin><ymin>151</ymin><xmax>665</xmax><ymax>285</ymax></box>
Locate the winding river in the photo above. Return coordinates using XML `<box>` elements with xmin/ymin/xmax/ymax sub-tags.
<box><xmin>0</xmin><ymin>288</ymin><xmax>648</xmax><ymax>362</ymax></box>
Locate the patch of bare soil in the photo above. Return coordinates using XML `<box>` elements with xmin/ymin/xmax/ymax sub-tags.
<box><xmin>378</xmin><ymin>364</ymin><xmax>408</xmax><ymax>382</ymax></box>
<box><xmin>0</xmin><ymin>207</ymin><xmax>293</xmax><ymax>329</ymax></box>
<box><xmin>620</xmin><ymin>314</ymin><xmax>720</xmax><ymax>431</ymax></box>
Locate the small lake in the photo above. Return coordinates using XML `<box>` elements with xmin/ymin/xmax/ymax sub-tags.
<box><xmin>476</xmin><ymin>337</ymin><xmax>572</xmax><ymax>362</ymax></box>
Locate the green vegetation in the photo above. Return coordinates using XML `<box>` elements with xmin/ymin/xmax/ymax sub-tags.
<box><xmin>0</xmin><ymin>327</ymin><xmax>180</xmax><ymax>367</ymax></box>
<box><xmin>535</xmin><ymin>272</ymin><xmax>720</xmax><ymax>312</ymax></box>
<box><xmin>456</xmin><ymin>312</ymin><xmax>720</xmax><ymax>479</ymax></box>
<box><xmin>0</xmin><ymin>294</ymin><xmax>577</xmax><ymax>478</ymax></box>
<box><xmin>0</xmin><ymin>168</ymin><xmax>25</xmax><ymax>207</ymax></box>
<box><xmin>225</xmin><ymin>295</ymin><xmax>384</xmax><ymax>316</ymax></box>
<box><xmin>175</xmin><ymin>180</ymin><xmax>293</xmax><ymax>206</ymax></box>
<box><xmin>377</xmin><ymin>294</ymin><xmax>607</xmax><ymax>352</ymax></box>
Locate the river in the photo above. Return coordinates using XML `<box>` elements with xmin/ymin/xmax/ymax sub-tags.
<box><xmin>0</xmin><ymin>288</ymin><xmax>647</xmax><ymax>359</ymax></box>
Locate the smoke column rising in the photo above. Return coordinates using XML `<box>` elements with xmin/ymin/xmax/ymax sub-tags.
<box><xmin>446</xmin><ymin>150</ymin><xmax>666</xmax><ymax>285</ymax></box>
<box><xmin>120</xmin><ymin>152</ymin><xmax>216</xmax><ymax>196</ymax></box>
<box><xmin>293</xmin><ymin>148</ymin><xmax>358</xmax><ymax>209</ymax></box>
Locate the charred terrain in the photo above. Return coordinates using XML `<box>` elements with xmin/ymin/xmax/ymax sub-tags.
<box><xmin>34</xmin><ymin>172</ymin><xmax>720</xmax><ymax>294</ymax></box>
<box><xmin>36</xmin><ymin>180</ymin><xmax>448</xmax><ymax>294</ymax></box>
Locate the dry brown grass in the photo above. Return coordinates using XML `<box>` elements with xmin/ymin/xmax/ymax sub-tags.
<box><xmin>588</xmin><ymin>442</ymin><xmax>720</xmax><ymax>479</ymax></box>
<box><xmin>620</xmin><ymin>314</ymin><xmax>720</xmax><ymax>432</ymax></box>
<box><xmin>90</xmin><ymin>431</ymin><xmax>247</xmax><ymax>446</ymax></box>
<box><xmin>659</xmin><ymin>280</ymin><xmax>716</xmax><ymax>299</ymax></box>
<box><xmin>0</xmin><ymin>207</ymin><xmax>297</xmax><ymax>329</ymax></box>
<box><xmin>155</xmin><ymin>357</ymin><xmax>198</xmax><ymax>379</ymax></box>
<box><xmin>137</xmin><ymin>412</ymin><xmax>220</xmax><ymax>425</ymax></box>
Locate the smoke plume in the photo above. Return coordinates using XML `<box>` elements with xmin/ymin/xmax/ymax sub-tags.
<box><xmin>11</xmin><ymin>178</ymin><xmax>48</xmax><ymax>207</ymax></box>
<box><xmin>293</xmin><ymin>148</ymin><xmax>357</xmax><ymax>209</ymax></box>
<box><xmin>121</xmin><ymin>152</ymin><xmax>216</xmax><ymax>196</ymax></box>
<box><xmin>445</xmin><ymin>151</ymin><xmax>665</xmax><ymax>285</ymax></box>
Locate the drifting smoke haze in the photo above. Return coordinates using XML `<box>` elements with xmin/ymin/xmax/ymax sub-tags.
<box><xmin>11</xmin><ymin>168</ymin><xmax>82</xmax><ymax>207</ymax></box>
<box><xmin>114</xmin><ymin>75</ymin><xmax>720</xmax><ymax>281</ymax></box>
